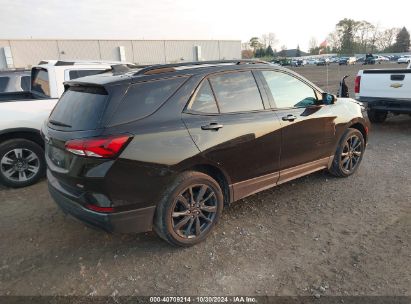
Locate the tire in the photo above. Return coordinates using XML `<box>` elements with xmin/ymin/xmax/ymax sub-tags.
<box><xmin>329</xmin><ymin>128</ymin><xmax>365</xmax><ymax>178</ymax></box>
<box><xmin>0</xmin><ymin>139</ymin><xmax>46</xmax><ymax>188</ymax></box>
<box><xmin>154</xmin><ymin>171</ymin><xmax>224</xmax><ymax>247</ymax></box>
<box><xmin>367</xmin><ymin>109</ymin><xmax>387</xmax><ymax>123</ymax></box>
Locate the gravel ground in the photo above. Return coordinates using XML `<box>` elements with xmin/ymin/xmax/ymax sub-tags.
<box><xmin>0</xmin><ymin>63</ymin><xmax>410</xmax><ymax>297</ymax></box>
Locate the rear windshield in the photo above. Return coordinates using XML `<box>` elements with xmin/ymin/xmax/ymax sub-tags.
<box><xmin>49</xmin><ymin>86</ymin><xmax>108</xmax><ymax>131</ymax></box>
<box><xmin>108</xmin><ymin>77</ymin><xmax>186</xmax><ymax>126</ymax></box>
<box><xmin>0</xmin><ymin>77</ymin><xmax>10</xmax><ymax>92</ymax></box>
<box><xmin>31</xmin><ymin>68</ymin><xmax>50</xmax><ymax>97</ymax></box>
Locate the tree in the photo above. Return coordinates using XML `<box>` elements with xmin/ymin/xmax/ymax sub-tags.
<box><xmin>327</xmin><ymin>31</ymin><xmax>341</xmax><ymax>52</ymax></box>
<box><xmin>336</xmin><ymin>18</ymin><xmax>361</xmax><ymax>55</ymax></box>
<box><xmin>266</xmin><ymin>45</ymin><xmax>275</xmax><ymax>57</ymax></box>
<box><xmin>295</xmin><ymin>45</ymin><xmax>301</xmax><ymax>57</ymax></box>
<box><xmin>392</xmin><ymin>27</ymin><xmax>410</xmax><ymax>52</ymax></box>
<box><xmin>261</xmin><ymin>32</ymin><xmax>278</xmax><ymax>49</ymax></box>
<box><xmin>356</xmin><ymin>21</ymin><xmax>374</xmax><ymax>52</ymax></box>
<box><xmin>255</xmin><ymin>48</ymin><xmax>266</xmax><ymax>58</ymax></box>
<box><xmin>249</xmin><ymin>37</ymin><xmax>262</xmax><ymax>51</ymax></box>
<box><xmin>308</xmin><ymin>37</ymin><xmax>318</xmax><ymax>51</ymax></box>
<box><xmin>241</xmin><ymin>49</ymin><xmax>254</xmax><ymax>59</ymax></box>
<box><xmin>376</xmin><ymin>28</ymin><xmax>399</xmax><ymax>52</ymax></box>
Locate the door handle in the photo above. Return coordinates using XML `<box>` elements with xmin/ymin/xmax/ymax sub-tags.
<box><xmin>282</xmin><ymin>114</ymin><xmax>297</xmax><ymax>121</ymax></box>
<box><xmin>201</xmin><ymin>122</ymin><xmax>224</xmax><ymax>131</ymax></box>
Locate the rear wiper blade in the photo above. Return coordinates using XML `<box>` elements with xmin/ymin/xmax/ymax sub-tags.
<box><xmin>49</xmin><ymin>119</ymin><xmax>72</xmax><ymax>128</ymax></box>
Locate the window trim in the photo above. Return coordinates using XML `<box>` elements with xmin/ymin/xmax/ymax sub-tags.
<box><xmin>185</xmin><ymin>69</ymin><xmax>268</xmax><ymax>115</ymax></box>
<box><xmin>257</xmin><ymin>69</ymin><xmax>323</xmax><ymax>110</ymax></box>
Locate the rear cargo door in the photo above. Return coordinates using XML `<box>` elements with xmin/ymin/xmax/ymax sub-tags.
<box><xmin>45</xmin><ymin>85</ymin><xmax>109</xmax><ymax>175</ymax></box>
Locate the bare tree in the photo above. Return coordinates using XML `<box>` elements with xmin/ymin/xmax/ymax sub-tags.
<box><xmin>368</xmin><ymin>23</ymin><xmax>380</xmax><ymax>53</ymax></box>
<box><xmin>326</xmin><ymin>31</ymin><xmax>342</xmax><ymax>52</ymax></box>
<box><xmin>356</xmin><ymin>21</ymin><xmax>374</xmax><ymax>52</ymax></box>
<box><xmin>375</xmin><ymin>28</ymin><xmax>400</xmax><ymax>51</ymax></box>
<box><xmin>308</xmin><ymin>37</ymin><xmax>318</xmax><ymax>50</ymax></box>
<box><xmin>267</xmin><ymin>32</ymin><xmax>278</xmax><ymax>48</ymax></box>
<box><xmin>261</xmin><ymin>32</ymin><xmax>278</xmax><ymax>48</ymax></box>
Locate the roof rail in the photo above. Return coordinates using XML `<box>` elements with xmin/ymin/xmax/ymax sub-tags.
<box><xmin>134</xmin><ymin>59</ymin><xmax>269</xmax><ymax>75</ymax></box>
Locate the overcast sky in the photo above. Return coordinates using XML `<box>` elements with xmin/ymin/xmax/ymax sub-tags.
<box><xmin>0</xmin><ymin>0</ymin><xmax>410</xmax><ymax>51</ymax></box>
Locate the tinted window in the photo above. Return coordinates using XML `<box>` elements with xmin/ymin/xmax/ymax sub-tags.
<box><xmin>0</xmin><ymin>77</ymin><xmax>10</xmax><ymax>92</ymax></box>
<box><xmin>69</xmin><ymin>69</ymin><xmax>105</xmax><ymax>80</ymax></box>
<box><xmin>209</xmin><ymin>71</ymin><xmax>264</xmax><ymax>113</ymax></box>
<box><xmin>261</xmin><ymin>71</ymin><xmax>317</xmax><ymax>108</ymax></box>
<box><xmin>20</xmin><ymin>76</ymin><xmax>30</xmax><ymax>91</ymax></box>
<box><xmin>49</xmin><ymin>86</ymin><xmax>108</xmax><ymax>131</ymax></box>
<box><xmin>31</xmin><ymin>68</ymin><xmax>50</xmax><ymax>97</ymax></box>
<box><xmin>190</xmin><ymin>80</ymin><xmax>218</xmax><ymax>113</ymax></box>
<box><xmin>109</xmin><ymin>77</ymin><xmax>186</xmax><ymax>125</ymax></box>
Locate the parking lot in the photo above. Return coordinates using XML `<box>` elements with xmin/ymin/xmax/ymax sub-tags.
<box><xmin>1</xmin><ymin>62</ymin><xmax>410</xmax><ymax>297</ymax></box>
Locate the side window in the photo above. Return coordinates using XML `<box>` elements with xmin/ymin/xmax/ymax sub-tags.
<box><xmin>20</xmin><ymin>76</ymin><xmax>31</xmax><ymax>91</ymax></box>
<box><xmin>189</xmin><ymin>80</ymin><xmax>219</xmax><ymax>113</ymax></box>
<box><xmin>109</xmin><ymin>77</ymin><xmax>186</xmax><ymax>125</ymax></box>
<box><xmin>209</xmin><ymin>71</ymin><xmax>264</xmax><ymax>113</ymax></box>
<box><xmin>261</xmin><ymin>71</ymin><xmax>318</xmax><ymax>108</ymax></box>
<box><xmin>0</xmin><ymin>77</ymin><xmax>10</xmax><ymax>92</ymax></box>
<box><xmin>69</xmin><ymin>69</ymin><xmax>105</xmax><ymax>80</ymax></box>
<box><xmin>31</xmin><ymin>68</ymin><xmax>50</xmax><ymax>97</ymax></box>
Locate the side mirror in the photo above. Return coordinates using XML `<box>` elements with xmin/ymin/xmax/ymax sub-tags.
<box><xmin>322</xmin><ymin>93</ymin><xmax>336</xmax><ymax>105</ymax></box>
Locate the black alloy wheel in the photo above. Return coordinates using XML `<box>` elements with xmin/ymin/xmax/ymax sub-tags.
<box><xmin>340</xmin><ymin>134</ymin><xmax>363</xmax><ymax>174</ymax></box>
<box><xmin>154</xmin><ymin>171</ymin><xmax>223</xmax><ymax>247</ymax></box>
<box><xmin>171</xmin><ymin>184</ymin><xmax>218</xmax><ymax>239</ymax></box>
<box><xmin>329</xmin><ymin>128</ymin><xmax>365</xmax><ymax>178</ymax></box>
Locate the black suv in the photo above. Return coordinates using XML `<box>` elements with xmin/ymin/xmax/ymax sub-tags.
<box><xmin>43</xmin><ymin>60</ymin><xmax>369</xmax><ymax>246</ymax></box>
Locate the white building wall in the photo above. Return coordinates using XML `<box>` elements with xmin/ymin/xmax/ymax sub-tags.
<box><xmin>0</xmin><ymin>39</ymin><xmax>241</xmax><ymax>69</ymax></box>
<box><xmin>9</xmin><ymin>40</ymin><xmax>59</xmax><ymax>68</ymax></box>
<box><xmin>57</xmin><ymin>40</ymin><xmax>101</xmax><ymax>60</ymax></box>
<box><xmin>132</xmin><ymin>40</ymin><xmax>166</xmax><ymax>64</ymax></box>
<box><xmin>99</xmin><ymin>40</ymin><xmax>134</xmax><ymax>62</ymax></box>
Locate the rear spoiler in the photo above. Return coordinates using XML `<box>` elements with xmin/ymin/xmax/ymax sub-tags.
<box><xmin>63</xmin><ymin>83</ymin><xmax>108</xmax><ymax>95</ymax></box>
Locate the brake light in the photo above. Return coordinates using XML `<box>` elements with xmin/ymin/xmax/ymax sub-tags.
<box><xmin>65</xmin><ymin>135</ymin><xmax>131</xmax><ymax>158</ymax></box>
<box><xmin>86</xmin><ymin>204</ymin><xmax>115</xmax><ymax>213</ymax></box>
<box><xmin>354</xmin><ymin>75</ymin><xmax>361</xmax><ymax>94</ymax></box>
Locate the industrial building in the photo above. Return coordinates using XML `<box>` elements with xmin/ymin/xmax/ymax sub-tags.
<box><xmin>0</xmin><ymin>39</ymin><xmax>241</xmax><ymax>69</ymax></box>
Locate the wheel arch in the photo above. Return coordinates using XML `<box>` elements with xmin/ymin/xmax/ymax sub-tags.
<box><xmin>0</xmin><ymin>128</ymin><xmax>44</xmax><ymax>149</ymax></box>
<box><xmin>348</xmin><ymin>122</ymin><xmax>368</xmax><ymax>144</ymax></box>
<box><xmin>185</xmin><ymin>164</ymin><xmax>232</xmax><ymax>206</ymax></box>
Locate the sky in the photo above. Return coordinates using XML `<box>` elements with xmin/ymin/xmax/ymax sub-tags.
<box><xmin>0</xmin><ymin>0</ymin><xmax>410</xmax><ymax>52</ymax></box>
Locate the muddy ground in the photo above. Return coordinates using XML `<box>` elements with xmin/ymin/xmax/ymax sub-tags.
<box><xmin>0</xmin><ymin>62</ymin><xmax>410</xmax><ymax>297</ymax></box>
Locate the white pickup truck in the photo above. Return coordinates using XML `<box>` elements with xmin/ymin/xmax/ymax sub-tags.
<box><xmin>355</xmin><ymin>64</ymin><xmax>411</xmax><ymax>123</ymax></box>
<box><xmin>0</xmin><ymin>60</ymin><xmax>134</xmax><ymax>187</ymax></box>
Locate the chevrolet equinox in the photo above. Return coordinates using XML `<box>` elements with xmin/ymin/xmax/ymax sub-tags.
<box><xmin>42</xmin><ymin>60</ymin><xmax>369</xmax><ymax>246</ymax></box>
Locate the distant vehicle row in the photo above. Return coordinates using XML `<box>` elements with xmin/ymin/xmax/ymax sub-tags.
<box><xmin>272</xmin><ymin>54</ymin><xmax>411</xmax><ymax>67</ymax></box>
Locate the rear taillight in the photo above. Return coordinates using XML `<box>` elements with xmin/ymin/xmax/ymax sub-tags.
<box><xmin>65</xmin><ymin>135</ymin><xmax>131</xmax><ymax>158</ymax></box>
<box><xmin>85</xmin><ymin>204</ymin><xmax>115</xmax><ymax>213</ymax></box>
<box><xmin>354</xmin><ymin>75</ymin><xmax>361</xmax><ymax>94</ymax></box>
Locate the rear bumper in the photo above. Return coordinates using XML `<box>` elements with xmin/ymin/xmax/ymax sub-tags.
<box><xmin>48</xmin><ymin>181</ymin><xmax>156</xmax><ymax>234</ymax></box>
<box><xmin>359</xmin><ymin>97</ymin><xmax>411</xmax><ymax>114</ymax></box>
